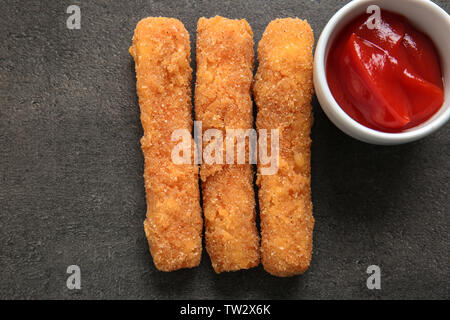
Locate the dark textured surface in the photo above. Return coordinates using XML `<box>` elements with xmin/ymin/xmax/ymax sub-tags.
<box><xmin>0</xmin><ymin>0</ymin><xmax>448</xmax><ymax>300</ymax></box>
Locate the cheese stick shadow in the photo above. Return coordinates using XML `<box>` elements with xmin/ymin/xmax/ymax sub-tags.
<box><xmin>130</xmin><ymin>17</ymin><xmax>203</xmax><ymax>271</ymax></box>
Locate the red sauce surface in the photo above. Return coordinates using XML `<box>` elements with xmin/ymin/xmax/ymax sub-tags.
<box><xmin>326</xmin><ymin>9</ymin><xmax>444</xmax><ymax>132</ymax></box>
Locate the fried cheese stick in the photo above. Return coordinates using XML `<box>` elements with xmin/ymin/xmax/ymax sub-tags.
<box><xmin>253</xmin><ymin>18</ymin><xmax>315</xmax><ymax>277</ymax></box>
<box><xmin>130</xmin><ymin>17</ymin><xmax>202</xmax><ymax>271</ymax></box>
<box><xmin>195</xmin><ymin>16</ymin><xmax>260</xmax><ymax>272</ymax></box>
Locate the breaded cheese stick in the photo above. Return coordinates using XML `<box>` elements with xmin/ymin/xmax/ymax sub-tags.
<box><xmin>195</xmin><ymin>16</ymin><xmax>260</xmax><ymax>272</ymax></box>
<box><xmin>130</xmin><ymin>17</ymin><xmax>203</xmax><ymax>271</ymax></box>
<box><xmin>253</xmin><ymin>18</ymin><xmax>315</xmax><ymax>277</ymax></box>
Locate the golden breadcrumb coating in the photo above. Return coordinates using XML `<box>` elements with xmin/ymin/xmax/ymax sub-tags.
<box><xmin>253</xmin><ymin>18</ymin><xmax>315</xmax><ymax>277</ymax></box>
<box><xmin>195</xmin><ymin>16</ymin><xmax>260</xmax><ymax>273</ymax></box>
<box><xmin>130</xmin><ymin>17</ymin><xmax>203</xmax><ymax>271</ymax></box>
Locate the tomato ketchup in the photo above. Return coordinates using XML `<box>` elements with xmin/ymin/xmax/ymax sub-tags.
<box><xmin>326</xmin><ymin>9</ymin><xmax>444</xmax><ymax>132</ymax></box>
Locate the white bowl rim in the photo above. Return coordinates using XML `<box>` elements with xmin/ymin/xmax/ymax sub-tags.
<box><xmin>314</xmin><ymin>0</ymin><xmax>450</xmax><ymax>144</ymax></box>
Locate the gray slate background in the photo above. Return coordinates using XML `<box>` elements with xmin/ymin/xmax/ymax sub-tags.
<box><xmin>0</xmin><ymin>0</ymin><xmax>448</xmax><ymax>300</ymax></box>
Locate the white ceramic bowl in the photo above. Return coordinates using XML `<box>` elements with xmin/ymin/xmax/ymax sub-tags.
<box><xmin>314</xmin><ymin>0</ymin><xmax>450</xmax><ymax>145</ymax></box>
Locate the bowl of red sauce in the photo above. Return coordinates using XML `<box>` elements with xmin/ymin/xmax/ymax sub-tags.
<box><xmin>314</xmin><ymin>0</ymin><xmax>450</xmax><ymax>144</ymax></box>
